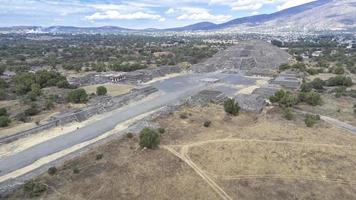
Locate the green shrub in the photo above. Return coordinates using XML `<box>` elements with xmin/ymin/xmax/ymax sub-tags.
<box><xmin>282</xmin><ymin>108</ymin><xmax>294</xmax><ymax>120</ymax></box>
<box><xmin>67</xmin><ymin>89</ymin><xmax>88</xmax><ymax>103</ymax></box>
<box><xmin>47</xmin><ymin>167</ymin><xmax>57</xmax><ymax>175</ymax></box>
<box><xmin>203</xmin><ymin>120</ymin><xmax>212</xmax><ymax>127</ymax></box>
<box><xmin>270</xmin><ymin>90</ymin><xmax>298</xmax><ymax>107</ymax></box>
<box><xmin>0</xmin><ymin>89</ymin><xmax>6</xmax><ymax>100</ymax></box>
<box><xmin>304</xmin><ymin>114</ymin><xmax>321</xmax><ymax>127</ymax></box>
<box><xmin>334</xmin><ymin>66</ymin><xmax>345</xmax><ymax>74</ymax></box>
<box><xmin>126</xmin><ymin>132</ymin><xmax>133</xmax><ymax>138</ymax></box>
<box><xmin>139</xmin><ymin>128</ymin><xmax>160</xmax><ymax>149</ymax></box>
<box><xmin>223</xmin><ymin>98</ymin><xmax>240</xmax><ymax>116</ymax></box>
<box><xmin>0</xmin><ymin>116</ymin><xmax>10</xmax><ymax>127</ymax></box>
<box><xmin>279</xmin><ymin>92</ymin><xmax>298</xmax><ymax>107</ymax></box>
<box><xmin>300</xmin><ymin>83</ymin><xmax>312</xmax><ymax>92</ymax></box>
<box><xmin>13</xmin><ymin>70</ymin><xmax>70</xmax><ymax>95</ymax></box>
<box><xmin>24</xmin><ymin>104</ymin><xmax>40</xmax><ymax>116</ymax></box>
<box><xmin>332</xmin><ymin>87</ymin><xmax>346</xmax><ymax>98</ymax></box>
<box><xmin>310</xmin><ymin>78</ymin><xmax>325</xmax><ymax>90</ymax></box>
<box><xmin>306</xmin><ymin>68</ymin><xmax>318</xmax><ymax>75</ymax></box>
<box><xmin>45</xmin><ymin>99</ymin><xmax>55</xmax><ymax>110</ymax></box>
<box><xmin>326</xmin><ymin>76</ymin><xmax>353</xmax><ymax>87</ymax></box>
<box><xmin>16</xmin><ymin>112</ymin><xmax>29</xmax><ymax>122</ymax></box>
<box><xmin>23</xmin><ymin>180</ymin><xmax>47</xmax><ymax>198</ymax></box>
<box><xmin>27</xmin><ymin>91</ymin><xmax>38</xmax><ymax>101</ymax></box>
<box><xmin>96</xmin><ymin>86</ymin><xmax>107</xmax><ymax>96</ymax></box>
<box><xmin>299</xmin><ymin>91</ymin><xmax>322</xmax><ymax>106</ymax></box>
<box><xmin>158</xmin><ymin>128</ymin><xmax>165</xmax><ymax>134</ymax></box>
<box><xmin>269</xmin><ymin>90</ymin><xmax>286</xmax><ymax>103</ymax></box>
<box><xmin>96</xmin><ymin>154</ymin><xmax>103</xmax><ymax>160</ymax></box>
<box><xmin>0</xmin><ymin>107</ymin><xmax>8</xmax><ymax>116</ymax></box>
<box><xmin>56</xmin><ymin>80</ymin><xmax>70</xmax><ymax>88</ymax></box>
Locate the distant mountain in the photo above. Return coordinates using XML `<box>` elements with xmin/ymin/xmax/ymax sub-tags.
<box><xmin>166</xmin><ymin>0</ymin><xmax>356</xmax><ymax>32</ymax></box>
<box><xmin>0</xmin><ymin>26</ymin><xmax>131</xmax><ymax>34</ymax></box>
<box><xmin>0</xmin><ymin>0</ymin><xmax>354</xmax><ymax>34</ymax></box>
<box><xmin>42</xmin><ymin>26</ymin><xmax>131</xmax><ymax>34</ymax></box>
<box><xmin>216</xmin><ymin>0</ymin><xmax>334</xmax><ymax>29</ymax></box>
<box><xmin>166</xmin><ymin>22</ymin><xmax>217</xmax><ymax>31</ymax></box>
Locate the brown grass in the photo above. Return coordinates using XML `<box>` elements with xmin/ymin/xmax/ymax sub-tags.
<box><xmin>6</xmin><ymin>104</ymin><xmax>356</xmax><ymax>200</ymax></box>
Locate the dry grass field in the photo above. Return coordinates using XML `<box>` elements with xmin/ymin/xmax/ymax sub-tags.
<box><xmin>297</xmin><ymin>94</ymin><xmax>356</xmax><ymax>126</ymax></box>
<box><xmin>5</xmin><ymin>104</ymin><xmax>356</xmax><ymax>200</ymax></box>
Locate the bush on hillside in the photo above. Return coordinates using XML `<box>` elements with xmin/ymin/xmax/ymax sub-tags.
<box><xmin>326</xmin><ymin>76</ymin><xmax>353</xmax><ymax>87</ymax></box>
<box><xmin>224</xmin><ymin>98</ymin><xmax>240</xmax><ymax>116</ymax></box>
<box><xmin>139</xmin><ymin>128</ymin><xmax>160</xmax><ymax>149</ymax></box>
<box><xmin>96</xmin><ymin>86</ymin><xmax>107</xmax><ymax>96</ymax></box>
<box><xmin>299</xmin><ymin>91</ymin><xmax>322</xmax><ymax>106</ymax></box>
<box><xmin>0</xmin><ymin>116</ymin><xmax>10</xmax><ymax>127</ymax></box>
<box><xmin>282</xmin><ymin>108</ymin><xmax>294</xmax><ymax>120</ymax></box>
<box><xmin>67</xmin><ymin>89</ymin><xmax>88</xmax><ymax>103</ymax></box>
<box><xmin>270</xmin><ymin>90</ymin><xmax>298</xmax><ymax>107</ymax></box>
<box><xmin>304</xmin><ymin>114</ymin><xmax>321</xmax><ymax>127</ymax></box>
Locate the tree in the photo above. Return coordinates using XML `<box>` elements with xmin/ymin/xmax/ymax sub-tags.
<box><xmin>326</xmin><ymin>76</ymin><xmax>353</xmax><ymax>87</ymax></box>
<box><xmin>0</xmin><ymin>116</ymin><xmax>10</xmax><ymax>127</ymax></box>
<box><xmin>0</xmin><ymin>89</ymin><xmax>5</xmax><ymax>100</ymax></box>
<box><xmin>23</xmin><ymin>180</ymin><xmax>47</xmax><ymax>198</ymax></box>
<box><xmin>0</xmin><ymin>65</ymin><xmax>5</xmax><ymax>75</ymax></box>
<box><xmin>96</xmin><ymin>86</ymin><xmax>107</xmax><ymax>96</ymax></box>
<box><xmin>334</xmin><ymin>66</ymin><xmax>344</xmax><ymax>74</ymax></box>
<box><xmin>282</xmin><ymin>108</ymin><xmax>294</xmax><ymax>120</ymax></box>
<box><xmin>30</xmin><ymin>83</ymin><xmax>41</xmax><ymax>96</ymax></box>
<box><xmin>56</xmin><ymin>80</ymin><xmax>70</xmax><ymax>88</ymax></box>
<box><xmin>310</xmin><ymin>78</ymin><xmax>325</xmax><ymax>90</ymax></box>
<box><xmin>279</xmin><ymin>92</ymin><xmax>298</xmax><ymax>107</ymax></box>
<box><xmin>299</xmin><ymin>91</ymin><xmax>322</xmax><ymax>106</ymax></box>
<box><xmin>224</xmin><ymin>98</ymin><xmax>240</xmax><ymax>116</ymax></box>
<box><xmin>269</xmin><ymin>90</ymin><xmax>286</xmax><ymax>103</ymax></box>
<box><xmin>300</xmin><ymin>83</ymin><xmax>312</xmax><ymax>92</ymax></box>
<box><xmin>304</xmin><ymin>114</ymin><xmax>320</xmax><ymax>127</ymax></box>
<box><xmin>139</xmin><ymin>128</ymin><xmax>160</xmax><ymax>149</ymax></box>
<box><xmin>0</xmin><ymin>107</ymin><xmax>8</xmax><ymax>116</ymax></box>
<box><xmin>270</xmin><ymin>90</ymin><xmax>298</xmax><ymax>107</ymax></box>
<box><xmin>24</xmin><ymin>104</ymin><xmax>40</xmax><ymax>116</ymax></box>
<box><xmin>67</xmin><ymin>89</ymin><xmax>88</xmax><ymax>103</ymax></box>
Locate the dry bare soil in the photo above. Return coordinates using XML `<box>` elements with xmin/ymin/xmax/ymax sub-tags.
<box><xmin>5</xmin><ymin>104</ymin><xmax>356</xmax><ymax>200</ymax></box>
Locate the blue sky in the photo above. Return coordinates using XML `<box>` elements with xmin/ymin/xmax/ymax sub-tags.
<box><xmin>0</xmin><ymin>0</ymin><xmax>316</xmax><ymax>28</ymax></box>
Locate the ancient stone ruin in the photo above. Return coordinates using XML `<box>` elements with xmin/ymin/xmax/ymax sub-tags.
<box><xmin>69</xmin><ymin>66</ymin><xmax>181</xmax><ymax>86</ymax></box>
<box><xmin>191</xmin><ymin>40</ymin><xmax>291</xmax><ymax>76</ymax></box>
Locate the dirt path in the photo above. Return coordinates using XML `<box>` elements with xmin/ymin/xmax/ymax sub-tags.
<box><xmin>295</xmin><ymin>109</ymin><xmax>356</xmax><ymax>134</ymax></box>
<box><xmin>163</xmin><ymin>146</ymin><xmax>232</xmax><ymax>200</ymax></box>
<box><xmin>163</xmin><ymin>135</ymin><xmax>356</xmax><ymax>200</ymax></box>
<box><xmin>170</xmin><ymin>138</ymin><xmax>356</xmax><ymax>150</ymax></box>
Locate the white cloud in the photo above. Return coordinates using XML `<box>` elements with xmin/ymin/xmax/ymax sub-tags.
<box><xmin>277</xmin><ymin>0</ymin><xmax>316</xmax><ymax>10</ymax></box>
<box><xmin>86</xmin><ymin>11</ymin><xmax>164</xmax><ymax>21</ymax></box>
<box><xmin>209</xmin><ymin>0</ymin><xmax>274</xmax><ymax>11</ymax></box>
<box><xmin>166</xmin><ymin>7</ymin><xmax>232</xmax><ymax>23</ymax></box>
<box><xmin>85</xmin><ymin>3</ymin><xmax>165</xmax><ymax>21</ymax></box>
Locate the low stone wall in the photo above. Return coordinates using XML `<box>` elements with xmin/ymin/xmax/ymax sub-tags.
<box><xmin>69</xmin><ymin>66</ymin><xmax>182</xmax><ymax>86</ymax></box>
<box><xmin>0</xmin><ymin>86</ymin><xmax>158</xmax><ymax>144</ymax></box>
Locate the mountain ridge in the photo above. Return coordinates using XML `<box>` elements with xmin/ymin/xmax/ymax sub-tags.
<box><xmin>0</xmin><ymin>0</ymin><xmax>354</xmax><ymax>33</ymax></box>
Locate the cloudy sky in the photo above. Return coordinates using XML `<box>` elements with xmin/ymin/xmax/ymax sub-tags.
<box><xmin>0</xmin><ymin>0</ymin><xmax>316</xmax><ymax>28</ymax></box>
